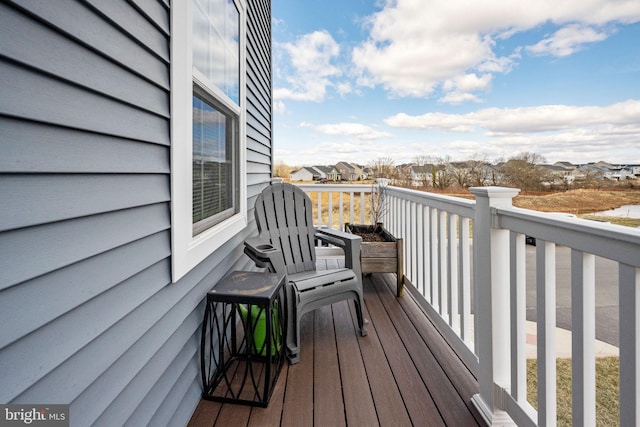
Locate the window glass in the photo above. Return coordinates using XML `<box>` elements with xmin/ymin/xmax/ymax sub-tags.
<box><xmin>191</xmin><ymin>0</ymin><xmax>241</xmax><ymax>235</ymax></box>
<box><xmin>192</xmin><ymin>0</ymin><xmax>240</xmax><ymax>104</ymax></box>
<box><xmin>192</xmin><ymin>92</ymin><xmax>238</xmax><ymax>235</ymax></box>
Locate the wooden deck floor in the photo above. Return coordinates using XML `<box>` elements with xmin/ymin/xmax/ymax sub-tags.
<box><xmin>189</xmin><ymin>262</ymin><xmax>483</xmax><ymax>427</ymax></box>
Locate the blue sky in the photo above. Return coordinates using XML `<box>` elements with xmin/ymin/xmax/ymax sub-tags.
<box><xmin>271</xmin><ymin>0</ymin><xmax>640</xmax><ymax>167</ymax></box>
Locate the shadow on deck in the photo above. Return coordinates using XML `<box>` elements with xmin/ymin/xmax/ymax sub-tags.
<box><xmin>189</xmin><ymin>259</ymin><xmax>483</xmax><ymax>426</ymax></box>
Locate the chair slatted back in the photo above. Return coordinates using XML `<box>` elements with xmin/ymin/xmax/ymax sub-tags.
<box><xmin>254</xmin><ymin>183</ymin><xmax>317</xmax><ymax>274</ymax></box>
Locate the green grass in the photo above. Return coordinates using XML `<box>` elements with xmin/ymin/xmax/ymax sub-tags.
<box><xmin>527</xmin><ymin>357</ymin><xmax>619</xmax><ymax>426</ymax></box>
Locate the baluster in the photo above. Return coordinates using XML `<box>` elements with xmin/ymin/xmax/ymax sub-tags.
<box><xmin>430</xmin><ymin>207</ymin><xmax>439</xmax><ymax>310</ymax></box>
<box><xmin>571</xmin><ymin>249</ymin><xmax>596</xmax><ymax>426</ymax></box>
<box><xmin>460</xmin><ymin>217</ymin><xmax>471</xmax><ymax>346</ymax></box>
<box><xmin>339</xmin><ymin>192</ymin><xmax>344</xmax><ymax>230</ymax></box>
<box><xmin>537</xmin><ymin>240</ymin><xmax>556</xmax><ymax>426</ymax></box>
<box><xmin>619</xmin><ymin>264</ymin><xmax>640</xmax><ymax>426</ymax></box>
<box><xmin>510</xmin><ymin>232</ymin><xmax>527</xmax><ymax>402</ymax></box>
<box><xmin>328</xmin><ymin>192</ymin><xmax>333</xmax><ymax>229</ymax></box>
<box><xmin>449</xmin><ymin>213</ymin><xmax>459</xmax><ymax>331</ymax></box>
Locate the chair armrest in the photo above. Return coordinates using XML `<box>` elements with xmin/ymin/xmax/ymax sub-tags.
<box><xmin>244</xmin><ymin>237</ymin><xmax>286</xmax><ymax>274</ymax></box>
<box><xmin>315</xmin><ymin>227</ymin><xmax>360</xmax><ymax>247</ymax></box>
<box><xmin>315</xmin><ymin>228</ymin><xmax>362</xmax><ymax>276</ymax></box>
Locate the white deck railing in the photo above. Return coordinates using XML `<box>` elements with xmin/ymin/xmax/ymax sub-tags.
<box><xmin>296</xmin><ymin>183</ymin><xmax>640</xmax><ymax>426</ymax></box>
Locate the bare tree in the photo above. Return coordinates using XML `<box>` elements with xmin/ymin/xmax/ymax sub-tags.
<box><xmin>369</xmin><ymin>157</ymin><xmax>400</xmax><ymax>183</ymax></box>
<box><xmin>430</xmin><ymin>156</ymin><xmax>453</xmax><ymax>190</ymax></box>
<box><xmin>466</xmin><ymin>155</ymin><xmax>492</xmax><ymax>187</ymax></box>
<box><xmin>500</xmin><ymin>152</ymin><xmax>549</xmax><ymax>191</ymax></box>
<box><xmin>273</xmin><ymin>161</ymin><xmax>293</xmax><ymax>179</ymax></box>
<box><xmin>451</xmin><ymin>161</ymin><xmax>471</xmax><ymax>188</ymax></box>
<box><xmin>368</xmin><ymin>157</ymin><xmax>396</xmax><ymax>180</ymax></box>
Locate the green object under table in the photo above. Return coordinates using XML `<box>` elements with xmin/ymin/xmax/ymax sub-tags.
<box><xmin>200</xmin><ymin>271</ymin><xmax>287</xmax><ymax>407</ymax></box>
<box><xmin>237</xmin><ymin>302</ymin><xmax>282</xmax><ymax>356</ymax></box>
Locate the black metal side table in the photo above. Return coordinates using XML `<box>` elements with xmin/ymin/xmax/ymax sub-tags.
<box><xmin>200</xmin><ymin>271</ymin><xmax>287</xmax><ymax>407</ymax></box>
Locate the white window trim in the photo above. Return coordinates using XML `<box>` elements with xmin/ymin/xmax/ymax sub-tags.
<box><xmin>170</xmin><ymin>1</ymin><xmax>248</xmax><ymax>282</ymax></box>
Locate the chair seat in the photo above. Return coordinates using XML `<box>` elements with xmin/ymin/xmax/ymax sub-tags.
<box><xmin>289</xmin><ymin>269</ymin><xmax>356</xmax><ymax>292</ymax></box>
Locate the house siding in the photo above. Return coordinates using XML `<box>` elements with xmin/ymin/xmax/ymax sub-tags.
<box><xmin>0</xmin><ymin>1</ymin><xmax>272</xmax><ymax>426</ymax></box>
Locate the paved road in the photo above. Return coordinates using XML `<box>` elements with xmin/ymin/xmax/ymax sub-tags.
<box><xmin>524</xmin><ymin>245</ymin><xmax>620</xmax><ymax>347</ymax></box>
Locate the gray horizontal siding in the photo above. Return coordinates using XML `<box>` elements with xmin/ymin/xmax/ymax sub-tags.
<box><xmin>0</xmin><ymin>174</ymin><xmax>170</xmax><ymax>231</ymax></box>
<box><xmin>10</xmin><ymin>0</ymin><xmax>169</xmax><ymax>88</ymax></box>
<box><xmin>129</xmin><ymin>0</ymin><xmax>170</xmax><ymax>36</ymax></box>
<box><xmin>245</xmin><ymin>0</ymin><xmax>274</xmax><ymax>226</ymax></box>
<box><xmin>0</xmin><ymin>117</ymin><xmax>170</xmax><ymax>173</ymax></box>
<box><xmin>0</xmin><ymin>60</ymin><xmax>169</xmax><ymax>144</ymax></box>
<box><xmin>246</xmin><ymin>147</ymin><xmax>271</xmax><ymax>165</ymax></box>
<box><xmin>91</xmin><ymin>308</ymin><xmax>204</xmax><ymax>427</ymax></box>
<box><xmin>3</xmin><ymin>259</ymin><xmax>171</xmax><ymax>403</ymax></box>
<box><xmin>0</xmin><ymin>1</ymin><xmax>273</xmax><ymax>426</ymax></box>
<box><xmin>0</xmin><ymin>3</ymin><xmax>169</xmax><ymax>117</ymax></box>
<box><xmin>84</xmin><ymin>0</ymin><xmax>170</xmax><ymax>62</ymax></box>
<box><xmin>0</xmin><ymin>204</ymin><xmax>170</xmax><ymax>290</ymax></box>
<box><xmin>0</xmin><ymin>232</ymin><xmax>170</xmax><ymax>350</ymax></box>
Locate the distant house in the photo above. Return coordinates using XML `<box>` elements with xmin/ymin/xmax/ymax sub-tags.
<box><xmin>314</xmin><ymin>165</ymin><xmax>340</xmax><ymax>181</ymax></box>
<box><xmin>538</xmin><ymin>164</ymin><xmax>576</xmax><ymax>186</ymax></box>
<box><xmin>0</xmin><ymin>2</ymin><xmax>273</xmax><ymax>425</ymax></box>
<box><xmin>595</xmin><ymin>161</ymin><xmax>615</xmax><ymax>169</ymax></box>
<box><xmin>290</xmin><ymin>167</ymin><xmax>320</xmax><ymax>181</ymax></box>
<box><xmin>576</xmin><ymin>163</ymin><xmax>607</xmax><ymax>181</ymax></box>
<box><xmin>627</xmin><ymin>165</ymin><xmax>640</xmax><ymax>178</ymax></box>
<box><xmin>553</xmin><ymin>161</ymin><xmax>577</xmax><ymax>170</ymax></box>
<box><xmin>606</xmin><ymin>166</ymin><xmax>634</xmax><ymax>181</ymax></box>
<box><xmin>410</xmin><ymin>165</ymin><xmax>432</xmax><ymax>186</ymax></box>
<box><xmin>336</xmin><ymin>162</ymin><xmax>361</xmax><ymax>181</ymax></box>
<box><xmin>362</xmin><ymin>167</ymin><xmax>374</xmax><ymax>179</ymax></box>
<box><xmin>353</xmin><ymin>164</ymin><xmax>369</xmax><ymax>180</ymax></box>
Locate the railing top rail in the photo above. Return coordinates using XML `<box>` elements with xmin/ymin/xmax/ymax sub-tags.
<box><xmin>497</xmin><ymin>206</ymin><xmax>640</xmax><ymax>267</ymax></box>
<box><xmin>386</xmin><ymin>186</ymin><xmax>476</xmax><ymax>218</ymax></box>
<box><xmin>295</xmin><ymin>183</ymin><xmax>372</xmax><ymax>193</ymax></box>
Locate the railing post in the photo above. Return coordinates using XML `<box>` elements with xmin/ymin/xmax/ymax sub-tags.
<box><xmin>470</xmin><ymin>186</ymin><xmax>520</xmax><ymax>426</ymax></box>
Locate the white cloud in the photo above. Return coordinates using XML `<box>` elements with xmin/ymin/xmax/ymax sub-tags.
<box><xmin>275</xmin><ymin>138</ymin><xmax>419</xmax><ymax>167</ymax></box>
<box><xmin>352</xmin><ymin>0</ymin><xmax>640</xmax><ymax>100</ymax></box>
<box><xmin>336</xmin><ymin>82</ymin><xmax>354</xmax><ymax>96</ymax></box>
<box><xmin>439</xmin><ymin>73</ymin><xmax>492</xmax><ymax>104</ymax></box>
<box><xmin>438</xmin><ymin>92</ymin><xmax>482</xmax><ymax>105</ymax></box>
<box><xmin>273</xmin><ymin>100</ymin><xmax>286</xmax><ymax>114</ymax></box>
<box><xmin>386</xmin><ymin>100</ymin><xmax>640</xmax><ymax>134</ymax></box>
<box><xmin>526</xmin><ymin>24</ymin><xmax>609</xmax><ymax>57</ymax></box>
<box><xmin>314</xmin><ymin>122</ymin><xmax>392</xmax><ymax>140</ymax></box>
<box><xmin>384</xmin><ymin>100</ymin><xmax>640</xmax><ymax>162</ymax></box>
<box><xmin>274</xmin><ymin>30</ymin><xmax>341</xmax><ymax>103</ymax></box>
<box><xmin>385</xmin><ymin>112</ymin><xmax>475</xmax><ymax>132</ymax></box>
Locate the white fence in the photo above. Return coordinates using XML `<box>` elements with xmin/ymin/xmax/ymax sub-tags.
<box><xmin>296</xmin><ymin>183</ymin><xmax>640</xmax><ymax>426</ymax></box>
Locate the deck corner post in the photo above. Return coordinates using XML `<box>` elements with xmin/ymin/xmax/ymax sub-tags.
<box><xmin>470</xmin><ymin>186</ymin><xmax>520</xmax><ymax>426</ymax></box>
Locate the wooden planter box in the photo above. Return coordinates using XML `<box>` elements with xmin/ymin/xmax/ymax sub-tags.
<box><xmin>345</xmin><ymin>223</ymin><xmax>404</xmax><ymax>297</ymax></box>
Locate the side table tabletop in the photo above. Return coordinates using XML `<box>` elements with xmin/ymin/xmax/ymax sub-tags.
<box><xmin>200</xmin><ymin>271</ymin><xmax>287</xmax><ymax>407</ymax></box>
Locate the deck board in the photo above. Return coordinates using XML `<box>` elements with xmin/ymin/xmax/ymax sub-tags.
<box><xmin>189</xmin><ymin>267</ymin><xmax>482</xmax><ymax>427</ymax></box>
<box><xmin>334</xmin><ymin>301</ymin><xmax>379</xmax><ymax>427</ymax></box>
<box><xmin>313</xmin><ymin>305</ymin><xmax>346</xmax><ymax>427</ymax></box>
<box><xmin>363</xmin><ymin>275</ymin><xmax>443</xmax><ymax>425</ymax></box>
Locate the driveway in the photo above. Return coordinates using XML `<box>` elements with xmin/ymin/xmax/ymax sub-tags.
<box><xmin>525</xmin><ymin>245</ymin><xmax>620</xmax><ymax>347</ymax></box>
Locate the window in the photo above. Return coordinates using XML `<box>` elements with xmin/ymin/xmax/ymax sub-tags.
<box><xmin>171</xmin><ymin>0</ymin><xmax>247</xmax><ymax>282</ymax></box>
<box><xmin>192</xmin><ymin>89</ymin><xmax>239</xmax><ymax>235</ymax></box>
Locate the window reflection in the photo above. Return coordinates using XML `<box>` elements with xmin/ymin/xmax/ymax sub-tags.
<box><xmin>192</xmin><ymin>94</ymin><xmax>234</xmax><ymax>226</ymax></box>
<box><xmin>192</xmin><ymin>0</ymin><xmax>240</xmax><ymax>104</ymax></box>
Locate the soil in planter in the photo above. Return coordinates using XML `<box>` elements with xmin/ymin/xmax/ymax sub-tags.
<box><xmin>358</xmin><ymin>232</ymin><xmax>386</xmax><ymax>242</ymax></box>
<box><xmin>345</xmin><ymin>224</ymin><xmax>396</xmax><ymax>243</ymax></box>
